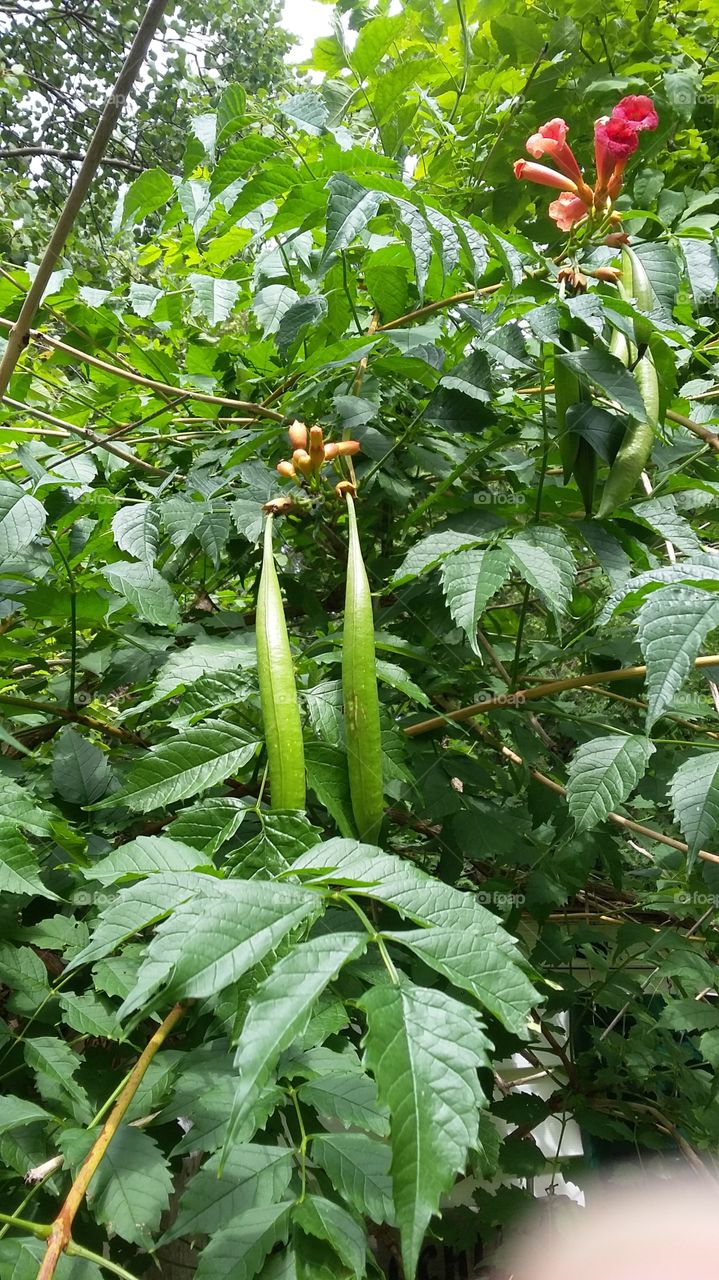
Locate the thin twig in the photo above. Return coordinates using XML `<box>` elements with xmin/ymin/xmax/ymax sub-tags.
<box><xmin>0</xmin><ymin>693</ymin><xmax>145</xmax><ymax>745</ymax></box>
<box><xmin>485</xmin><ymin>735</ymin><xmax>719</xmax><ymax>867</ymax></box>
<box><xmin>1</xmin><ymin>396</ymin><xmax>166</xmax><ymax>474</ymax></box>
<box><xmin>0</xmin><ymin>0</ymin><xmax>170</xmax><ymax>399</ymax></box>
<box><xmin>516</xmin><ymin>384</ymin><xmax>719</xmax><ymax>452</ymax></box>
<box><xmin>404</xmin><ymin>654</ymin><xmax>719</xmax><ymax>737</ymax></box>
<box><xmin>476</xmin><ymin>629</ymin><xmax>556</xmax><ymax>749</ymax></box>
<box><xmin>37</xmin><ymin>1003</ymin><xmax>185</xmax><ymax>1280</ymax></box>
<box><xmin>0</xmin><ymin>147</ymin><xmax>142</xmax><ymax>171</ymax></box>
<box><xmin>375</xmin><ymin>284</ymin><xmax>501</xmax><ymax>332</ymax></box>
<box><xmin>0</xmin><ymin>318</ymin><xmax>286</xmax><ymax>420</ymax></box>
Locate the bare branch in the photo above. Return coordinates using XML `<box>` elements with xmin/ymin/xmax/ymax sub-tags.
<box><xmin>0</xmin><ymin>0</ymin><xmax>170</xmax><ymax>399</ymax></box>
<box><xmin>0</xmin><ymin>146</ymin><xmax>142</xmax><ymax>171</ymax></box>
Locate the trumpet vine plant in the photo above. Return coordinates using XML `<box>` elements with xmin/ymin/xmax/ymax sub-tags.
<box><xmin>1</xmin><ymin>0</ymin><xmax>719</xmax><ymax>1277</ymax></box>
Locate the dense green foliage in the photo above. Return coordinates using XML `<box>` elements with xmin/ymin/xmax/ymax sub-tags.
<box><xmin>0</xmin><ymin>0</ymin><xmax>291</xmax><ymax>243</ymax></box>
<box><xmin>2</xmin><ymin>0</ymin><xmax>719</xmax><ymax>1275</ymax></box>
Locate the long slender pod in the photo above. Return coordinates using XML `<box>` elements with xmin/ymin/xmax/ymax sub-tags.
<box><xmin>256</xmin><ymin>514</ymin><xmax>306</xmax><ymax>809</ymax></box>
<box><xmin>598</xmin><ymin>247</ymin><xmax>660</xmax><ymax>517</ymax></box>
<box><xmin>598</xmin><ymin>351</ymin><xmax>660</xmax><ymax>517</ymax></box>
<box><xmin>554</xmin><ymin>342</ymin><xmax>583</xmax><ymax>483</ymax></box>
<box><xmin>342</xmin><ymin>493</ymin><xmax>384</xmax><ymax>844</ymax></box>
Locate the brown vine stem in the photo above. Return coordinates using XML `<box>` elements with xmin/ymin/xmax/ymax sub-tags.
<box><xmin>486</xmin><ymin>735</ymin><xmax>719</xmax><ymax>867</ymax></box>
<box><xmin>375</xmin><ymin>284</ymin><xmax>502</xmax><ymax>332</ymax></box>
<box><xmin>404</xmin><ymin>653</ymin><xmax>719</xmax><ymax>737</ymax></box>
<box><xmin>599</xmin><ymin>1100</ymin><xmax>716</xmax><ymax>1181</ymax></box>
<box><xmin>515</xmin><ymin>384</ymin><xmax>719</xmax><ymax>452</ymax></box>
<box><xmin>575</xmin><ymin>684</ymin><xmax>719</xmax><ymax>741</ymax></box>
<box><xmin>0</xmin><ymin>318</ymin><xmax>286</xmax><ymax>421</ymax></box>
<box><xmin>665</xmin><ymin>408</ymin><xmax>719</xmax><ymax>451</ymax></box>
<box><xmin>1</xmin><ymin>396</ymin><xmax>166</xmax><ymax>474</ymax></box>
<box><xmin>0</xmin><ymin>0</ymin><xmax>170</xmax><ymax>400</ymax></box>
<box><xmin>0</xmin><ymin>693</ymin><xmax>144</xmax><ymax>745</ymax></box>
<box><xmin>37</xmin><ymin>1002</ymin><xmax>185</xmax><ymax>1280</ymax></box>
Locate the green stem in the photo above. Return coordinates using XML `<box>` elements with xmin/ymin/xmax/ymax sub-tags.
<box><xmin>362</xmin><ymin>408</ymin><xmax>425</xmax><ymax>485</ymax></box>
<box><xmin>341</xmin><ymin>251</ymin><xmax>364</xmax><ymax>336</ymax></box>
<box><xmin>510</xmin><ymin>584</ymin><xmax>532</xmax><ymax>692</ymax></box>
<box><xmin>0</xmin><ymin>1211</ymin><xmax>50</xmax><ymax>1237</ymax></box>
<box><xmin>46</xmin><ymin>532</ymin><xmax>77</xmax><ymax>709</ymax></box>
<box><xmin>401</xmin><ymin>443</ymin><xmax>491</xmax><ymax>531</ymax></box>
<box><xmin>67</xmin><ymin>1240</ymin><xmax>143</xmax><ymax>1280</ymax></box>
<box><xmin>0</xmin><ymin>973</ymin><xmax>75</xmax><ymax>1073</ymax></box>
<box><xmin>288</xmin><ymin>1086</ymin><xmax>308</xmax><ymax>1202</ymax></box>
<box><xmin>448</xmin><ymin>0</ymin><xmax>470</xmax><ymax>123</ymax></box>
<box><xmin>0</xmin><ymin>1164</ymin><xmax>60</xmax><ymax>1243</ymax></box>
<box><xmin>511</xmin><ymin>344</ymin><xmax>550</xmax><ymax>689</ymax></box>
<box><xmin>473</xmin><ymin>42</ymin><xmax>548</xmax><ymax>188</ymax></box>
<box><xmin>335</xmin><ymin>892</ymin><xmax>400</xmax><ymax>984</ymax></box>
<box><xmin>88</xmin><ymin>1065</ymin><xmax>135</xmax><ymax>1129</ymax></box>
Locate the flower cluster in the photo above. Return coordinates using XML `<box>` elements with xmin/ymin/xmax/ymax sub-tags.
<box><xmin>513</xmin><ymin>96</ymin><xmax>658</xmax><ymax>233</ymax></box>
<box><xmin>277</xmin><ymin>422</ymin><xmax>360</xmax><ymax>481</ymax></box>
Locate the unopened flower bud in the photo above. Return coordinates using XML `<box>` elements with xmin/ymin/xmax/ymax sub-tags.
<box><xmin>263</xmin><ymin>496</ymin><xmax>295</xmax><ymax>515</ymax></box>
<box><xmin>603</xmin><ymin>230</ymin><xmax>630</xmax><ymax>246</ymax></box>
<box><xmin>309</xmin><ymin>425</ymin><xmax>325</xmax><ymax>469</ymax></box>
<box><xmin>592</xmin><ymin>266</ymin><xmax>623</xmax><ymax>282</ymax></box>
<box><xmin>293</xmin><ymin>448</ymin><xmax>314</xmax><ymax>478</ymax></box>
<box><xmin>324</xmin><ymin>439</ymin><xmax>361</xmax><ymax>460</ymax></box>
<box><xmin>288</xmin><ymin>421</ymin><xmax>308</xmax><ymax>451</ymax></box>
<box><xmin>335</xmin><ymin>480</ymin><xmax>357</xmax><ymax>501</ymax></box>
<box><xmin>277</xmin><ymin>460</ymin><xmax>296</xmax><ymax>479</ymax></box>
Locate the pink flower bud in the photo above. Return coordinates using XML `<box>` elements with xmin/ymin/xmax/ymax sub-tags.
<box><xmin>513</xmin><ymin>159</ymin><xmax>579</xmax><ymax>193</ymax></box>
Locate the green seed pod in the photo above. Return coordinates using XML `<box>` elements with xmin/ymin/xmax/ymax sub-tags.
<box><xmin>624</xmin><ymin>245</ymin><xmax>653</xmax><ymax>311</ymax></box>
<box><xmin>342</xmin><ymin>493</ymin><xmax>383</xmax><ymax>844</ymax></box>
<box><xmin>573</xmin><ymin>436</ymin><xmax>597</xmax><ymax>516</ymax></box>
<box><xmin>620</xmin><ymin>246</ymin><xmax>652</xmax><ymax>347</ymax></box>
<box><xmin>256</xmin><ymin>514</ymin><xmax>306</xmax><ymax>810</ymax></box>
<box><xmin>597</xmin><ymin>352</ymin><xmax>659</xmax><ymax>518</ymax></box>
<box><xmin>609</xmin><ymin>325</ymin><xmax>631</xmax><ymax>367</ymax></box>
<box><xmin>554</xmin><ymin>344</ymin><xmax>582</xmax><ymax>482</ymax></box>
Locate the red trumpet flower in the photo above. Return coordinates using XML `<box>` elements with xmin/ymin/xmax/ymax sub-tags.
<box><xmin>612</xmin><ymin>95</ymin><xmax>659</xmax><ymax>132</ymax></box>
<box><xmin>594</xmin><ymin>115</ymin><xmax>639</xmax><ymax>198</ymax></box>
<box><xmin>525</xmin><ymin>118</ymin><xmax>594</xmax><ymax>202</ymax></box>
<box><xmin>513</xmin><ymin>95</ymin><xmax>658</xmax><ymax>234</ymax></box>
<box><xmin>513</xmin><ymin>159</ymin><xmax>579</xmax><ymax>194</ymax></box>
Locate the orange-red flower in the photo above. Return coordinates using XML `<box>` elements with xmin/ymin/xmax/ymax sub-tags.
<box><xmin>548</xmin><ymin>193</ymin><xmax>591</xmax><ymax>233</ymax></box>
<box><xmin>612</xmin><ymin>95</ymin><xmax>659</xmax><ymax>133</ymax></box>
<box><xmin>525</xmin><ymin>118</ymin><xmax>594</xmax><ymax>201</ymax></box>
<box><xmin>276</xmin><ymin>424</ymin><xmax>360</xmax><ymax>481</ymax></box>
<box><xmin>513</xmin><ymin>96</ymin><xmax>658</xmax><ymax>234</ymax></box>
<box><xmin>513</xmin><ymin>159</ymin><xmax>579</xmax><ymax>193</ymax></box>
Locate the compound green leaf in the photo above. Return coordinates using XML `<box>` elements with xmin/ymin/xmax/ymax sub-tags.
<box><xmin>567</xmin><ymin>735</ymin><xmax>655</xmax><ymax>832</ymax></box>
<box><xmin>360</xmin><ymin>980</ymin><xmax>490</xmax><ymax>1278</ymax></box>
<box><xmin>94</xmin><ymin>720</ymin><xmax>260</xmax><ymax>812</ymax></box>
